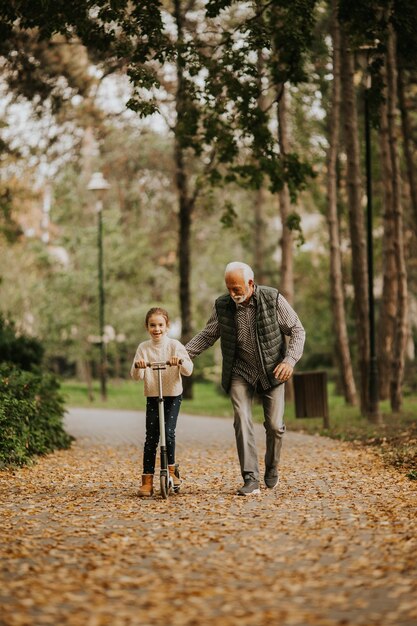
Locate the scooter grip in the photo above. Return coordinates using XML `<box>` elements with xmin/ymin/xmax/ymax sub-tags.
<box><xmin>165</xmin><ymin>359</ymin><xmax>183</xmax><ymax>366</ymax></box>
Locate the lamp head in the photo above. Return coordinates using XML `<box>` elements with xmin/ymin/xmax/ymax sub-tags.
<box><xmin>87</xmin><ymin>172</ymin><xmax>110</xmax><ymax>193</ymax></box>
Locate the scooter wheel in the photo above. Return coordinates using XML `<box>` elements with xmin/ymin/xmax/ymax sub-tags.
<box><xmin>160</xmin><ymin>473</ymin><xmax>169</xmax><ymax>499</ymax></box>
<box><xmin>173</xmin><ymin>465</ymin><xmax>181</xmax><ymax>493</ymax></box>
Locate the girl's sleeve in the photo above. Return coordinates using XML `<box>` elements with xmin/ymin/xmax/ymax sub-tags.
<box><xmin>176</xmin><ymin>342</ymin><xmax>194</xmax><ymax>377</ymax></box>
<box><xmin>130</xmin><ymin>345</ymin><xmax>146</xmax><ymax>381</ymax></box>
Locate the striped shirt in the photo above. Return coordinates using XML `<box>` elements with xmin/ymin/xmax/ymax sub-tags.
<box><xmin>185</xmin><ymin>286</ymin><xmax>305</xmax><ymax>389</ymax></box>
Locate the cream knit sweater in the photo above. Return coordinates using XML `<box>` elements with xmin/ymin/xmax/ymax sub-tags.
<box><xmin>130</xmin><ymin>336</ymin><xmax>193</xmax><ymax>397</ymax></box>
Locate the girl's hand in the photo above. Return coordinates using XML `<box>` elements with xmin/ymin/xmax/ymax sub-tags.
<box><xmin>168</xmin><ymin>356</ymin><xmax>180</xmax><ymax>366</ymax></box>
<box><xmin>135</xmin><ymin>359</ymin><xmax>147</xmax><ymax>369</ymax></box>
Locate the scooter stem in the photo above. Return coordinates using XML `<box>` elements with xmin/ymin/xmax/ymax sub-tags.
<box><xmin>157</xmin><ymin>368</ymin><xmax>166</xmax><ymax>447</ymax></box>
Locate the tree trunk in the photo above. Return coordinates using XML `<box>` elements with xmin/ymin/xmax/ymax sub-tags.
<box><xmin>340</xmin><ymin>30</ymin><xmax>370</xmax><ymax>416</ymax></box>
<box><xmin>174</xmin><ymin>0</ymin><xmax>194</xmax><ymax>399</ymax></box>
<box><xmin>254</xmin><ymin>45</ymin><xmax>267</xmax><ymax>284</ymax></box>
<box><xmin>253</xmin><ymin>187</ymin><xmax>267</xmax><ymax>283</ymax></box>
<box><xmin>277</xmin><ymin>84</ymin><xmax>294</xmax><ymax>401</ymax></box>
<box><xmin>397</xmin><ymin>68</ymin><xmax>417</xmax><ymax>364</ymax></box>
<box><xmin>277</xmin><ymin>84</ymin><xmax>294</xmax><ymax>305</ymax></box>
<box><xmin>175</xmin><ymin>141</ymin><xmax>193</xmax><ymax>349</ymax></box>
<box><xmin>386</xmin><ymin>26</ymin><xmax>408</xmax><ymax>412</ymax></box>
<box><xmin>77</xmin><ymin>357</ymin><xmax>94</xmax><ymax>402</ymax></box>
<box><xmin>80</xmin><ymin>124</ymin><xmax>96</xmax><ymax>186</ymax></box>
<box><xmin>377</xmin><ymin>66</ymin><xmax>397</xmax><ymax>401</ymax></box>
<box><xmin>398</xmin><ymin>67</ymin><xmax>417</xmax><ymax>234</ymax></box>
<box><xmin>326</xmin><ymin>2</ymin><xmax>357</xmax><ymax>406</ymax></box>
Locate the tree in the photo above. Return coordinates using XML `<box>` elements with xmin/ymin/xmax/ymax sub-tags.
<box><xmin>378</xmin><ymin>61</ymin><xmax>397</xmax><ymax>402</ymax></box>
<box><xmin>386</xmin><ymin>23</ymin><xmax>408</xmax><ymax>412</ymax></box>
<box><xmin>338</xmin><ymin>0</ymin><xmax>416</xmax><ymax>415</ymax></box>
<box><xmin>253</xmin><ymin>42</ymin><xmax>268</xmax><ymax>283</ymax></box>
<box><xmin>339</xmin><ymin>29</ymin><xmax>371</xmax><ymax>416</ymax></box>
<box><xmin>326</xmin><ymin>0</ymin><xmax>357</xmax><ymax>405</ymax></box>
<box><xmin>3</xmin><ymin>0</ymin><xmax>414</xmax><ymax>417</ymax></box>
<box><xmin>124</xmin><ymin>1</ymin><xmax>222</xmax><ymax>396</ymax></box>
<box><xmin>277</xmin><ymin>85</ymin><xmax>294</xmax><ymax>304</ymax></box>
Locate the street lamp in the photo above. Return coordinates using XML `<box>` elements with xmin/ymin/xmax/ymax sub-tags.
<box><xmin>87</xmin><ymin>171</ymin><xmax>110</xmax><ymax>401</ymax></box>
<box><xmin>358</xmin><ymin>45</ymin><xmax>381</xmax><ymax>422</ymax></box>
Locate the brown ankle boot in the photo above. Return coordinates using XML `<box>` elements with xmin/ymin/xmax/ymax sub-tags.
<box><xmin>168</xmin><ymin>465</ymin><xmax>181</xmax><ymax>491</ymax></box>
<box><xmin>138</xmin><ymin>474</ymin><xmax>154</xmax><ymax>497</ymax></box>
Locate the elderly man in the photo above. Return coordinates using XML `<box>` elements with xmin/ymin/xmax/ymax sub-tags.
<box><xmin>185</xmin><ymin>261</ymin><xmax>305</xmax><ymax>496</ymax></box>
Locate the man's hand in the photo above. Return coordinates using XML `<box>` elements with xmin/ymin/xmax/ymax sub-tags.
<box><xmin>135</xmin><ymin>359</ymin><xmax>147</xmax><ymax>369</ymax></box>
<box><xmin>273</xmin><ymin>362</ymin><xmax>293</xmax><ymax>382</ymax></box>
<box><xmin>168</xmin><ymin>356</ymin><xmax>181</xmax><ymax>366</ymax></box>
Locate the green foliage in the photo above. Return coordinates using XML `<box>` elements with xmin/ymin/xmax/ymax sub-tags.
<box><xmin>0</xmin><ymin>315</ymin><xmax>44</xmax><ymax>370</ymax></box>
<box><xmin>268</xmin><ymin>0</ymin><xmax>318</xmax><ymax>85</ymax></box>
<box><xmin>105</xmin><ymin>0</ymin><xmax>317</xmax><ymax>201</ymax></box>
<box><xmin>286</xmin><ymin>212</ymin><xmax>305</xmax><ymax>246</ymax></box>
<box><xmin>338</xmin><ymin>0</ymin><xmax>388</xmax><ymax>48</ymax></box>
<box><xmin>1</xmin><ymin>0</ymin><xmax>415</xmax><ymax>416</ymax></box>
<box><xmin>394</xmin><ymin>0</ymin><xmax>417</xmax><ymax>69</ymax></box>
<box><xmin>0</xmin><ymin>27</ymin><xmax>97</xmax><ymax>114</ymax></box>
<box><xmin>0</xmin><ymin>317</ymin><xmax>72</xmax><ymax>467</ymax></box>
<box><xmin>203</xmin><ymin>1</ymin><xmax>317</xmax><ymax>195</ymax></box>
<box><xmin>220</xmin><ymin>201</ymin><xmax>238</xmax><ymax>228</ymax></box>
<box><xmin>126</xmin><ymin>97</ymin><xmax>159</xmax><ymax>118</ymax></box>
<box><xmin>337</xmin><ymin>0</ymin><xmax>417</xmax><ymax>125</ymax></box>
<box><xmin>0</xmin><ymin>364</ymin><xmax>73</xmax><ymax>468</ymax></box>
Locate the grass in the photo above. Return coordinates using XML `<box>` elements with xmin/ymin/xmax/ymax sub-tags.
<box><xmin>61</xmin><ymin>378</ymin><xmax>417</xmax><ymax>478</ymax></box>
<box><xmin>61</xmin><ymin>379</ymin><xmax>235</xmax><ymax>416</ymax></box>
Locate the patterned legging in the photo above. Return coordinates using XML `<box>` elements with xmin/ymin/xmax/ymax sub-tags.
<box><xmin>143</xmin><ymin>395</ymin><xmax>182</xmax><ymax>474</ymax></box>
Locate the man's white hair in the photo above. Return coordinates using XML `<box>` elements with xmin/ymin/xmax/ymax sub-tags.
<box><xmin>225</xmin><ymin>262</ymin><xmax>254</xmax><ymax>284</ymax></box>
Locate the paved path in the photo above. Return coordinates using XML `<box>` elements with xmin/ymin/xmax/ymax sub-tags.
<box><xmin>64</xmin><ymin>407</ymin><xmax>238</xmax><ymax>446</ymax></box>
<box><xmin>0</xmin><ymin>408</ymin><xmax>416</xmax><ymax>626</ymax></box>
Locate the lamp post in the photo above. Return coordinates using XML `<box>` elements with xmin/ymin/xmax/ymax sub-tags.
<box><xmin>359</xmin><ymin>46</ymin><xmax>380</xmax><ymax>422</ymax></box>
<box><xmin>87</xmin><ymin>171</ymin><xmax>110</xmax><ymax>401</ymax></box>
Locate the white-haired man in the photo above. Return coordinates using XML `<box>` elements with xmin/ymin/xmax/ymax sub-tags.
<box><xmin>185</xmin><ymin>262</ymin><xmax>305</xmax><ymax>496</ymax></box>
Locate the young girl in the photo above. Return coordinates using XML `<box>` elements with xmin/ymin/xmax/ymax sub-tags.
<box><xmin>130</xmin><ymin>307</ymin><xmax>193</xmax><ymax>497</ymax></box>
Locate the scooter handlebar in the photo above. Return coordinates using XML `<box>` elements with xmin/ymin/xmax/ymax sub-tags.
<box><xmin>134</xmin><ymin>359</ymin><xmax>183</xmax><ymax>369</ymax></box>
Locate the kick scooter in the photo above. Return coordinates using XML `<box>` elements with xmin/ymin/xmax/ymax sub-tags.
<box><xmin>137</xmin><ymin>360</ymin><xmax>181</xmax><ymax>499</ymax></box>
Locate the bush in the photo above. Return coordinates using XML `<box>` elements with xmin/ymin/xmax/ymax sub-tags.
<box><xmin>0</xmin><ymin>364</ymin><xmax>73</xmax><ymax>468</ymax></box>
<box><xmin>0</xmin><ymin>315</ymin><xmax>44</xmax><ymax>370</ymax></box>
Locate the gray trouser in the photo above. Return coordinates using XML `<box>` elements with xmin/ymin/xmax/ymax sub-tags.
<box><xmin>230</xmin><ymin>375</ymin><xmax>286</xmax><ymax>482</ymax></box>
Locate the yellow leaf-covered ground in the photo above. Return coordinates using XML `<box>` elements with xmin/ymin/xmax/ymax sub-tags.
<box><xmin>1</xmin><ymin>411</ymin><xmax>416</xmax><ymax>626</ymax></box>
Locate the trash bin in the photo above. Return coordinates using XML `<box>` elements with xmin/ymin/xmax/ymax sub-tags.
<box><xmin>293</xmin><ymin>371</ymin><xmax>329</xmax><ymax>428</ymax></box>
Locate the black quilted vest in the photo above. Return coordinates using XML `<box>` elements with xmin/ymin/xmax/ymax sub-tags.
<box><xmin>215</xmin><ymin>285</ymin><xmax>286</xmax><ymax>392</ymax></box>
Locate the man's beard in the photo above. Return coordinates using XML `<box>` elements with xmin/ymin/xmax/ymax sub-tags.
<box><xmin>231</xmin><ymin>288</ymin><xmax>249</xmax><ymax>304</ymax></box>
